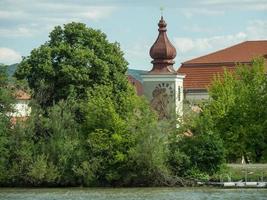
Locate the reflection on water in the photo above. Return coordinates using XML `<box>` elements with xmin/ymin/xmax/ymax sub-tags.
<box><xmin>0</xmin><ymin>187</ymin><xmax>267</xmax><ymax>200</ymax></box>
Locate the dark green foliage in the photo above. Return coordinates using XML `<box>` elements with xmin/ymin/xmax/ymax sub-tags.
<box><xmin>180</xmin><ymin>134</ymin><xmax>225</xmax><ymax>175</ymax></box>
<box><xmin>81</xmin><ymin>85</ymin><xmax>169</xmax><ymax>186</ymax></box>
<box><xmin>0</xmin><ymin>65</ymin><xmax>14</xmax><ymax>183</ymax></box>
<box><xmin>15</xmin><ymin>22</ymin><xmax>128</xmax><ymax>108</ymax></box>
<box><xmin>167</xmin><ymin>58</ymin><xmax>267</xmax><ymax>181</ymax></box>
<box><xmin>0</xmin><ymin>65</ymin><xmax>14</xmax><ymax>113</ymax></box>
<box><xmin>33</xmin><ymin>101</ymin><xmax>84</xmax><ymax>185</ymax></box>
<box><xmin>125</xmin><ymin>121</ymin><xmax>170</xmax><ymax>186</ymax></box>
<box><xmin>1</xmin><ymin>91</ymin><xmax>172</xmax><ymax>186</ymax></box>
<box><xmin>0</xmin><ymin>23</ymin><xmax>227</xmax><ymax>187</ymax></box>
<box><xmin>168</xmin><ymin>133</ymin><xmax>225</xmax><ymax>180</ymax></box>
<box><xmin>0</xmin><ymin>116</ymin><xmax>11</xmax><ymax>183</ymax></box>
<box><xmin>167</xmin><ymin>101</ymin><xmax>225</xmax><ymax>180</ymax></box>
<box><xmin>168</xmin><ymin>147</ymin><xmax>191</xmax><ymax>177</ymax></box>
<box><xmin>4</xmin><ymin>100</ymin><xmax>84</xmax><ymax>186</ymax></box>
<box><xmin>205</xmin><ymin>58</ymin><xmax>267</xmax><ymax>162</ymax></box>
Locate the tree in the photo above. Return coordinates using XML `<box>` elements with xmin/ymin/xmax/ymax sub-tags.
<box><xmin>5</xmin><ymin>100</ymin><xmax>85</xmax><ymax>186</ymax></box>
<box><xmin>205</xmin><ymin>57</ymin><xmax>267</xmax><ymax>162</ymax></box>
<box><xmin>0</xmin><ymin>65</ymin><xmax>14</xmax><ymax>183</ymax></box>
<box><xmin>0</xmin><ymin>65</ymin><xmax>14</xmax><ymax>114</ymax></box>
<box><xmin>168</xmin><ymin>121</ymin><xmax>225</xmax><ymax>180</ymax></box>
<box><xmin>3</xmin><ymin>22</ymin><xmax>231</xmax><ymax>187</ymax></box>
<box><xmin>11</xmin><ymin>22</ymin><xmax>172</xmax><ymax>186</ymax></box>
<box><xmin>15</xmin><ymin>22</ymin><xmax>129</xmax><ymax>109</ymax></box>
<box><xmin>81</xmin><ymin>85</ymin><xmax>170</xmax><ymax>186</ymax></box>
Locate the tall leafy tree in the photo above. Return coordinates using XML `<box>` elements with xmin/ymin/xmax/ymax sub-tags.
<box><xmin>15</xmin><ymin>22</ymin><xmax>129</xmax><ymax>108</ymax></box>
<box><xmin>0</xmin><ymin>65</ymin><xmax>14</xmax><ymax>113</ymax></box>
<box><xmin>3</xmin><ymin>22</ymin><xmax>228</xmax><ymax>187</ymax></box>
<box><xmin>81</xmin><ymin>85</ymin><xmax>169</xmax><ymax>186</ymax></box>
<box><xmin>0</xmin><ymin>65</ymin><xmax>14</xmax><ymax>182</ymax></box>
<box><xmin>12</xmin><ymin>22</ymin><xmax>170</xmax><ymax>186</ymax></box>
<box><xmin>205</xmin><ymin>58</ymin><xmax>267</xmax><ymax>162</ymax></box>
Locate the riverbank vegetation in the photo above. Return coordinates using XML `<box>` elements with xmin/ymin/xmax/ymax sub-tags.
<box><xmin>211</xmin><ymin>164</ymin><xmax>267</xmax><ymax>182</ymax></box>
<box><xmin>0</xmin><ymin>22</ymin><xmax>266</xmax><ymax>187</ymax></box>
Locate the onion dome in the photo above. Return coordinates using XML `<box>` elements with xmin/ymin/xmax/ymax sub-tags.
<box><xmin>149</xmin><ymin>16</ymin><xmax>177</xmax><ymax>74</ymax></box>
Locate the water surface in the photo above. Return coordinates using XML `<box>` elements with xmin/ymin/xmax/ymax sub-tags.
<box><xmin>0</xmin><ymin>187</ymin><xmax>267</xmax><ymax>200</ymax></box>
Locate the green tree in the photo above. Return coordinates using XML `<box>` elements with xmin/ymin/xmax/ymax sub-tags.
<box><xmin>32</xmin><ymin>100</ymin><xmax>84</xmax><ymax>186</ymax></box>
<box><xmin>127</xmin><ymin>120</ymin><xmax>170</xmax><ymax>186</ymax></box>
<box><xmin>12</xmin><ymin>22</ymin><xmax>172</xmax><ymax>186</ymax></box>
<box><xmin>5</xmin><ymin>100</ymin><xmax>85</xmax><ymax>186</ymax></box>
<box><xmin>0</xmin><ymin>65</ymin><xmax>14</xmax><ymax>113</ymax></box>
<box><xmin>81</xmin><ymin>85</ymin><xmax>169</xmax><ymax>186</ymax></box>
<box><xmin>206</xmin><ymin>57</ymin><xmax>267</xmax><ymax>162</ymax></box>
<box><xmin>5</xmin><ymin>21</ymin><xmax>230</xmax><ymax>186</ymax></box>
<box><xmin>0</xmin><ymin>65</ymin><xmax>14</xmax><ymax>183</ymax></box>
<box><xmin>15</xmin><ymin>22</ymin><xmax>129</xmax><ymax>108</ymax></box>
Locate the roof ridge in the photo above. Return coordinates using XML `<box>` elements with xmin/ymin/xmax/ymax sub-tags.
<box><xmin>182</xmin><ymin>40</ymin><xmax>267</xmax><ymax>64</ymax></box>
<box><xmin>183</xmin><ymin>41</ymin><xmax>247</xmax><ymax>64</ymax></box>
<box><xmin>246</xmin><ymin>40</ymin><xmax>267</xmax><ymax>42</ymax></box>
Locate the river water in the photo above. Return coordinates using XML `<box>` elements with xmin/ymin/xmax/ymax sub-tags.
<box><xmin>0</xmin><ymin>187</ymin><xmax>267</xmax><ymax>200</ymax></box>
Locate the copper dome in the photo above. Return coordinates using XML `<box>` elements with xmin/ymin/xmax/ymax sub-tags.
<box><xmin>149</xmin><ymin>16</ymin><xmax>177</xmax><ymax>74</ymax></box>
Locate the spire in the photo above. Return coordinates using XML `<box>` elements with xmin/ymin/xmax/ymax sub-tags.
<box><xmin>149</xmin><ymin>16</ymin><xmax>177</xmax><ymax>74</ymax></box>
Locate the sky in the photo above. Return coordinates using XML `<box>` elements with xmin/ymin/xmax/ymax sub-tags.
<box><xmin>0</xmin><ymin>0</ymin><xmax>267</xmax><ymax>71</ymax></box>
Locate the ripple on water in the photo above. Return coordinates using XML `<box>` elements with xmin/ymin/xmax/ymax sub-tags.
<box><xmin>0</xmin><ymin>187</ymin><xmax>267</xmax><ymax>200</ymax></box>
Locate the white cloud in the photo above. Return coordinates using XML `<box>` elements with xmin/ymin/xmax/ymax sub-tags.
<box><xmin>0</xmin><ymin>10</ymin><xmax>23</xmax><ymax>19</ymax></box>
<box><xmin>201</xmin><ymin>0</ymin><xmax>264</xmax><ymax>5</ymax></box>
<box><xmin>199</xmin><ymin>0</ymin><xmax>267</xmax><ymax>11</ymax></box>
<box><xmin>125</xmin><ymin>43</ymin><xmax>150</xmax><ymax>57</ymax></box>
<box><xmin>0</xmin><ymin>26</ymin><xmax>35</xmax><ymax>37</ymax></box>
<box><xmin>0</xmin><ymin>48</ymin><xmax>22</xmax><ymax>64</ymax></box>
<box><xmin>0</xmin><ymin>2</ymin><xmax>117</xmax><ymax>37</ymax></box>
<box><xmin>174</xmin><ymin>32</ymin><xmax>247</xmax><ymax>54</ymax></box>
<box><xmin>174</xmin><ymin>19</ymin><xmax>267</xmax><ymax>62</ymax></box>
<box><xmin>80</xmin><ymin>6</ymin><xmax>117</xmax><ymax>20</ymax></box>
<box><xmin>182</xmin><ymin>8</ymin><xmax>224</xmax><ymax>18</ymax></box>
<box><xmin>0</xmin><ymin>4</ymin><xmax>116</xmax><ymax>21</ymax></box>
<box><xmin>246</xmin><ymin>20</ymin><xmax>267</xmax><ymax>39</ymax></box>
<box><xmin>121</xmin><ymin>39</ymin><xmax>155</xmax><ymax>70</ymax></box>
<box><xmin>183</xmin><ymin>24</ymin><xmax>222</xmax><ymax>34</ymax></box>
<box><xmin>174</xmin><ymin>38</ymin><xmax>195</xmax><ymax>53</ymax></box>
<box><xmin>123</xmin><ymin>42</ymin><xmax>151</xmax><ymax>64</ymax></box>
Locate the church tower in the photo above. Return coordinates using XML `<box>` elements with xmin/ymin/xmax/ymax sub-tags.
<box><xmin>141</xmin><ymin>16</ymin><xmax>185</xmax><ymax>119</ymax></box>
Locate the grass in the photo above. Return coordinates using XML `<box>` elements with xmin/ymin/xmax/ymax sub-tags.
<box><xmin>211</xmin><ymin>164</ymin><xmax>267</xmax><ymax>182</ymax></box>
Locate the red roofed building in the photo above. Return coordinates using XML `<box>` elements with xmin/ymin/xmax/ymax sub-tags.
<box><xmin>178</xmin><ymin>41</ymin><xmax>267</xmax><ymax>100</ymax></box>
<box><xmin>127</xmin><ymin>75</ymin><xmax>144</xmax><ymax>96</ymax></box>
<box><xmin>15</xmin><ymin>90</ymin><xmax>31</xmax><ymax>101</ymax></box>
<box><xmin>128</xmin><ymin>18</ymin><xmax>267</xmax><ymax>116</ymax></box>
<box><xmin>9</xmin><ymin>90</ymin><xmax>31</xmax><ymax>124</ymax></box>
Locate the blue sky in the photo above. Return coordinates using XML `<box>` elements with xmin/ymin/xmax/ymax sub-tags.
<box><xmin>0</xmin><ymin>0</ymin><xmax>267</xmax><ymax>71</ymax></box>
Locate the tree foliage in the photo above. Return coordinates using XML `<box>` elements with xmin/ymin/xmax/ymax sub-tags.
<box><xmin>0</xmin><ymin>65</ymin><xmax>14</xmax><ymax>113</ymax></box>
<box><xmin>0</xmin><ymin>22</ymin><xmax>226</xmax><ymax>187</ymax></box>
<box><xmin>0</xmin><ymin>65</ymin><xmax>14</xmax><ymax>183</ymax></box>
<box><xmin>203</xmin><ymin>58</ymin><xmax>267</xmax><ymax>162</ymax></box>
<box><xmin>15</xmin><ymin>22</ymin><xmax>129</xmax><ymax>108</ymax></box>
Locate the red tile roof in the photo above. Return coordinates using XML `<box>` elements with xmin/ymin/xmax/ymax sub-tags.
<box><xmin>183</xmin><ymin>41</ymin><xmax>267</xmax><ymax>64</ymax></box>
<box><xmin>127</xmin><ymin>75</ymin><xmax>144</xmax><ymax>96</ymax></box>
<box><xmin>178</xmin><ymin>41</ymin><xmax>267</xmax><ymax>89</ymax></box>
<box><xmin>178</xmin><ymin>65</ymin><xmax>236</xmax><ymax>89</ymax></box>
<box><xmin>15</xmin><ymin>90</ymin><xmax>31</xmax><ymax>100</ymax></box>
